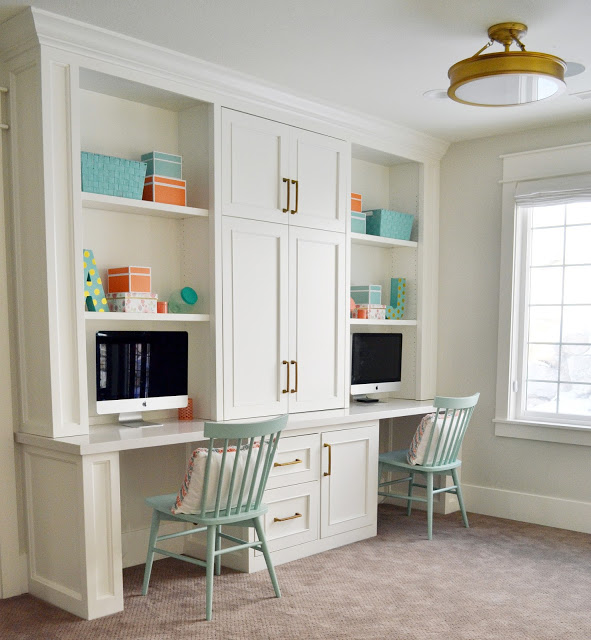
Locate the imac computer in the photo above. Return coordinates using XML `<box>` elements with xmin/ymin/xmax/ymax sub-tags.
<box><xmin>350</xmin><ymin>332</ymin><xmax>402</xmax><ymax>403</ymax></box>
<box><xmin>96</xmin><ymin>330</ymin><xmax>188</xmax><ymax>427</ymax></box>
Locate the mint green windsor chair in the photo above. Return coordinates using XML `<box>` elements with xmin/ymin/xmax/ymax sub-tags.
<box><xmin>378</xmin><ymin>394</ymin><xmax>479</xmax><ymax>540</ymax></box>
<box><xmin>142</xmin><ymin>414</ymin><xmax>288</xmax><ymax>621</ymax></box>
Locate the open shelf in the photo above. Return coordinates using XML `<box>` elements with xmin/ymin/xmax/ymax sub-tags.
<box><xmin>85</xmin><ymin>312</ymin><xmax>210</xmax><ymax>322</ymax></box>
<box><xmin>349</xmin><ymin>318</ymin><xmax>417</xmax><ymax>326</ymax></box>
<box><xmin>81</xmin><ymin>192</ymin><xmax>209</xmax><ymax>220</ymax></box>
<box><xmin>350</xmin><ymin>232</ymin><xmax>416</xmax><ymax>249</ymax></box>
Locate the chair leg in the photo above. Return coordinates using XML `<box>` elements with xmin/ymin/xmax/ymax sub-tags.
<box><xmin>406</xmin><ymin>472</ymin><xmax>415</xmax><ymax>516</ymax></box>
<box><xmin>142</xmin><ymin>510</ymin><xmax>161</xmax><ymax>596</ymax></box>
<box><xmin>215</xmin><ymin>525</ymin><xmax>222</xmax><ymax>576</ymax></box>
<box><xmin>205</xmin><ymin>525</ymin><xmax>217</xmax><ymax>621</ymax></box>
<box><xmin>426</xmin><ymin>473</ymin><xmax>434</xmax><ymax>541</ymax></box>
<box><xmin>253</xmin><ymin>516</ymin><xmax>281</xmax><ymax>598</ymax></box>
<box><xmin>452</xmin><ymin>468</ymin><xmax>469</xmax><ymax>529</ymax></box>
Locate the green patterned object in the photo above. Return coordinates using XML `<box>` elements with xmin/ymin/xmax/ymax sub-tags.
<box><xmin>81</xmin><ymin>152</ymin><xmax>147</xmax><ymax>199</ymax></box>
<box><xmin>364</xmin><ymin>209</ymin><xmax>414</xmax><ymax>240</ymax></box>
<box><xmin>389</xmin><ymin>278</ymin><xmax>406</xmax><ymax>319</ymax></box>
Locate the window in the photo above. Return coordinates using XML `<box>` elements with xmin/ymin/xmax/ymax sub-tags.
<box><xmin>495</xmin><ymin>142</ymin><xmax>591</xmax><ymax>445</ymax></box>
<box><xmin>516</xmin><ymin>202</ymin><xmax>591</xmax><ymax>424</ymax></box>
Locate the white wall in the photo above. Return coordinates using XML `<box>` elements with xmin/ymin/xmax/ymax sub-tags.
<box><xmin>439</xmin><ymin>119</ymin><xmax>591</xmax><ymax>533</ymax></box>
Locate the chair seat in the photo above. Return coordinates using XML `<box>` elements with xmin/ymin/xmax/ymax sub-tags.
<box><xmin>146</xmin><ymin>493</ymin><xmax>269</xmax><ymax>526</ymax></box>
<box><xmin>379</xmin><ymin>449</ymin><xmax>462</xmax><ymax>473</ymax></box>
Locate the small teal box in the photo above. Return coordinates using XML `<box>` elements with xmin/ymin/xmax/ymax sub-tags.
<box><xmin>141</xmin><ymin>151</ymin><xmax>183</xmax><ymax>180</ymax></box>
<box><xmin>351</xmin><ymin>285</ymin><xmax>381</xmax><ymax>306</ymax></box>
<box><xmin>351</xmin><ymin>211</ymin><xmax>366</xmax><ymax>234</ymax></box>
<box><xmin>364</xmin><ymin>209</ymin><xmax>414</xmax><ymax>241</ymax></box>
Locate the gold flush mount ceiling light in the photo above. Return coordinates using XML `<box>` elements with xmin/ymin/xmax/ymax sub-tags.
<box><xmin>448</xmin><ymin>22</ymin><xmax>567</xmax><ymax>106</ymax></box>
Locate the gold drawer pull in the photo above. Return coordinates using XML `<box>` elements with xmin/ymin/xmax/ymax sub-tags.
<box><xmin>324</xmin><ymin>442</ymin><xmax>332</xmax><ymax>476</ymax></box>
<box><xmin>274</xmin><ymin>458</ymin><xmax>302</xmax><ymax>468</ymax></box>
<box><xmin>282</xmin><ymin>360</ymin><xmax>289</xmax><ymax>394</ymax></box>
<box><xmin>282</xmin><ymin>177</ymin><xmax>290</xmax><ymax>213</ymax></box>
<box><xmin>274</xmin><ymin>512</ymin><xmax>302</xmax><ymax>523</ymax></box>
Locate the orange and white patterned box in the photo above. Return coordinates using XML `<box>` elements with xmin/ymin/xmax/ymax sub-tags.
<box><xmin>351</xmin><ymin>192</ymin><xmax>362</xmax><ymax>213</ymax></box>
<box><xmin>106</xmin><ymin>292</ymin><xmax>158</xmax><ymax>313</ymax></box>
<box><xmin>143</xmin><ymin>175</ymin><xmax>186</xmax><ymax>206</ymax></box>
<box><xmin>107</xmin><ymin>266</ymin><xmax>151</xmax><ymax>293</ymax></box>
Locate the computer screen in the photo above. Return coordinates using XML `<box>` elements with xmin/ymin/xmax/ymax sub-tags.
<box><xmin>351</xmin><ymin>332</ymin><xmax>402</xmax><ymax>397</ymax></box>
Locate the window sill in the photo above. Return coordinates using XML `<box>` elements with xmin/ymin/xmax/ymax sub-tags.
<box><xmin>494</xmin><ymin>419</ymin><xmax>591</xmax><ymax>447</ymax></box>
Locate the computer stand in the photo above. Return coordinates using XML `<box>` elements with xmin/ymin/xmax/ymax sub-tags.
<box><xmin>354</xmin><ymin>395</ymin><xmax>380</xmax><ymax>403</ymax></box>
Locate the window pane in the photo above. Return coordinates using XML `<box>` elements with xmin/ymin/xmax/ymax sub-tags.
<box><xmin>526</xmin><ymin>381</ymin><xmax>557</xmax><ymax>413</ymax></box>
<box><xmin>527</xmin><ymin>344</ymin><xmax>559</xmax><ymax>381</ymax></box>
<box><xmin>563</xmin><ymin>266</ymin><xmax>591</xmax><ymax>303</ymax></box>
<box><xmin>531</xmin><ymin>227</ymin><xmax>564</xmax><ymax>266</ymax></box>
<box><xmin>529</xmin><ymin>267</ymin><xmax>562</xmax><ymax>304</ymax></box>
<box><xmin>562</xmin><ymin>306</ymin><xmax>591</xmax><ymax>343</ymax></box>
<box><xmin>560</xmin><ymin>345</ymin><xmax>591</xmax><ymax>383</ymax></box>
<box><xmin>558</xmin><ymin>383</ymin><xmax>591</xmax><ymax>416</ymax></box>
<box><xmin>565</xmin><ymin>225</ymin><xmax>591</xmax><ymax>264</ymax></box>
<box><xmin>531</xmin><ymin>205</ymin><xmax>565</xmax><ymax>228</ymax></box>
<box><xmin>566</xmin><ymin>201</ymin><xmax>591</xmax><ymax>225</ymax></box>
<box><xmin>528</xmin><ymin>306</ymin><xmax>561</xmax><ymax>342</ymax></box>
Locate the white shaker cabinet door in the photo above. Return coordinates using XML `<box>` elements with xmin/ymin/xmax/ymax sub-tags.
<box><xmin>320</xmin><ymin>424</ymin><xmax>379</xmax><ymax>538</ymax></box>
<box><xmin>288</xmin><ymin>227</ymin><xmax>346</xmax><ymax>413</ymax></box>
<box><xmin>289</xmin><ymin>128</ymin><xmax>347</xmax><ymax>233</ymax></box>
<box><xmin>221</xmin><ymin>109</ymin><xmax>290</xmax><ymax>224</ymax></box>
<box><xmin>222</xmin><ymin>217</ymin><xmax>289</xmax><ymax>419</ymax></box>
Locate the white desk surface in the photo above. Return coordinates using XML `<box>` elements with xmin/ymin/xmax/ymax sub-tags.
<box><xmin>14</xmin><ymin>398</ymin><xmax>435</xmax><ymax>456</ymax></box>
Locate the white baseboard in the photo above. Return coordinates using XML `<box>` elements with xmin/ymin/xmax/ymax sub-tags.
<box><xmin>463</xmin><ymin>483</ymin><xmax>591</xmax><ymax>534</ymax></box>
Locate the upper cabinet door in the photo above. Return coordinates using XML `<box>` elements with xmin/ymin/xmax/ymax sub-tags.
<box><xmin>222</xmin><ymin>217</ymin><xmax>289</xmax><ymax>420</ymax></box>
<box><xmin>222</xmin><ymin>109</ymin><xmax>347</xmax><ymax>232</ymax></box>
<box><xmin>289</xmin><ymin>129</ymin><xmax>347</xmax><ymax>233</ymax></box>
<box><xmin>288</xmin><ymin>227</ymin><xmax>346</xmax><ymax>413</ymax></box>
<box><xmin>222</xmin><ymin>109</ymin><xmax>290</xmax><ymax>224</ymax></box>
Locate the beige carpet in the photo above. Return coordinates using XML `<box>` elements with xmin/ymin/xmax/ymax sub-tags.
<box><xmin>2</xmin><ymin>505</ymin><xmax>590</xmax><ymax>639</ymax></box>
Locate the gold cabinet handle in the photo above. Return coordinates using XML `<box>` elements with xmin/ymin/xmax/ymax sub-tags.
<box><xmin>323</xmin><ymin>442</ymin><xmax>332</xmax><ymax>476</ymax></box>
<box><xmin>274</xmin><ymin>512</ymin><xmax>302</xmax><ymax>523</ymax></box>
<box><xmin>290</xmin><ymin>179</ymin><xmax>299</xmax><ymax>214</ymax></box>
<box><xmin>282</xmin><ymin>177</ymin><xmax>290</xmax><ymax>213</ymax></box>
<box><xmin>282</xmin><ymin>360</ymin><xmax>289</xmax><ymax>394</ymax></box>
<box><xmin>274</xmin><ymin>458</ymin><xmax>302</xmax><ymax>467</ymax></box>
<box><xmin>290</xmin><ymin>360</ymin><xmax>298</xmax><ymax>393</ymax></box>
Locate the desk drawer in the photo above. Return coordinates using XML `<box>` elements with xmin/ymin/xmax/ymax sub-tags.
<box><xmin>257</xmin><ymin>481</ymin><xmax>319</xmax><ymax>554</ymax></box>
<box><xmin>267</xmin><ymin>433</ymin><xmax>319</xmax><ymax>489</ymax></box>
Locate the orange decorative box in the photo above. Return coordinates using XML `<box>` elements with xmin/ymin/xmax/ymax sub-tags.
<box><xmin>143</xmin><ymin>175</ymin><xmax>186</xmax><ymax>206</ymax></box>
<box><xmin>351</xmin><ymin>192</ymin><xmax>362</xmax><ymax>213</ymax></box>
<box><xmin>107</xmin><ymin>266</ymin><xmax>151</xmax><ymax>293</ymax></box>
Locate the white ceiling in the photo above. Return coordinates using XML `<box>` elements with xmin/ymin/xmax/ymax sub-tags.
<box><xmin>1</xmin><ymin>0</ymin><xmax>591</xmax><ymax>143</ymax></box>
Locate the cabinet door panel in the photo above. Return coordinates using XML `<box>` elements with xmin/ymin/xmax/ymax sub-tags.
<box><xmin>221</xmin><ymin>109</ymin><xmax>289</xmax><ymax>224</ymax></box>
<box><xmin>222</xmin><ymin>217</ymin><xmax>289</xmax><ymax>419</ymax></box>
<box><xmin>321</xmin><ymin>424</ymin><xmax>378</xmax><ymax>538</ymax></box>
<box><xmin>290</xmin><ymin>129</ymin><xmax>347</xmax><ymax>232</ymax></box>
<box><xmin>289</xmin><ymin>227</ymin><xmax>346</xmax><ymax>412</ymax></box>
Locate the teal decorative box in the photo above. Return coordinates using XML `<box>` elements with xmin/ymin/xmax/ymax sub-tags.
<box><xmin>351</xmin><ymin>211</ymin><xmax>366</xmax><ymax>234</ymax></box>
<box><xmin>364</xmin><ymin>209</ymin><xmax>414</xmax><ymax>241</ymax></box>
<box><xmin>81</xmin><ymin>152</ymin><xmax>147</xmax><ymax>199</ymax></box>
<box><xmin>141</xmin><ymin>151</ymin><xmax>182</xmax><ymax>180</ymax></box>
<box><xmin>351</xmin><ymin>284</ymin><xmax>381</xmax><ymax>306</ymax></box>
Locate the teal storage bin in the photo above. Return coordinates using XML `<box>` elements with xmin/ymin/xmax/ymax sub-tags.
<box><xmin>81</xmin><ymin>152</ymin><xmax>147</xmax><ymax>199</ymax></box>
<box><xmin>364</xmin><ymin>209</ymin><xmax>414</xmax><ymax>241</ymax></box>
<box><xmin>351</xmin><ymin>284</ymin><xmax>381</xmax><ymax>306</ymax></box>
<box><xmin>141</xmin><ymin>151</ymin><xmax>182</xmax><ymax>179</ymax></box>
<box><xmin>351</xmin><ymin>211</ymin><xmax>366</xmax><ymax>234</ymax></box>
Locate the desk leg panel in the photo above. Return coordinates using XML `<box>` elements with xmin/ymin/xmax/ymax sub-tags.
<box><xmin>23</xmin><ymin>445</ymin><xmax>123</xmax><ymax>619</ymax></box>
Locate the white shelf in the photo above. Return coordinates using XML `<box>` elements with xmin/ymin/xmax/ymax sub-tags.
<box><xmin>349</xmin><ymin>318</ymin><xmax>417</xmax><ymax>326</ymax></box>
<box><xmin>81</xmin><ymin>192</ymin><xmax>209</xmax><ymax>220</ymax></box>
<box><xmin>350</xmin><ymin>232</ymin><xmax>416</xmax><ymax>249</ymax></box>
<box><xmin>85</xmin><ymin>312</ymin><xmax>210</xmax><ymax>322</ymax></box>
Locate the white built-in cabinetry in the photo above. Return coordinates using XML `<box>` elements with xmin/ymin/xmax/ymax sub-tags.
<box><xmin>221</xmin><ymin>109</ymin><xmax>347</xmax><ymax>420</ymax></box>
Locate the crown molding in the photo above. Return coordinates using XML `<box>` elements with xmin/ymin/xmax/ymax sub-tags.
<box><xmin>2</xmin><ymin>7</ymin><xmax>448</xmax><ymax>162</ymax></box>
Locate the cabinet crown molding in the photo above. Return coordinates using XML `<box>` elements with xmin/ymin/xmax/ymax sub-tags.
<box><xmin>0</xmin><ymin>7</ymin><xmax>448</xmax><ymax>163</ymax></box>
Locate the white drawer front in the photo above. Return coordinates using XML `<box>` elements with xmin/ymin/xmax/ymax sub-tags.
<box><xmin>258</xmin><ymin>481</ymin><xmax>319</xmax><ymax>554</ymax></box>
<box><xmin>267</xmin><ymin>433</ymin><xmax>319</xmax><ymax>489</ymax></box>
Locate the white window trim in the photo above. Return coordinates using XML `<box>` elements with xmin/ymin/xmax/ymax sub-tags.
<box><xmin>495</xmin><ymin>141</ymin><xmax>591</xmax><ymax>446</ymax></box>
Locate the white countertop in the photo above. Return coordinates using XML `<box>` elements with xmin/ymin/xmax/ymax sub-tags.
<box><xmin>14</xmin><ymin>398</ymin><xmax>434</xmax><ymax>455</ymax></box>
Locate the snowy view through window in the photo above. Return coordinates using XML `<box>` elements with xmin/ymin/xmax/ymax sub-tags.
<box><xmin>525</xmin><ymin>202</ymin><xmax>591</xmax><ymax>418</ymax></box>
